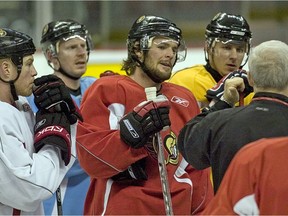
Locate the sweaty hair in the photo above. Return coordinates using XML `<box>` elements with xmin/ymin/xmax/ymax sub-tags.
<box><xmin>248</xmin><ymin>40</ymin><xmax>288</xmax><ymax>90</ymax></box>
<box><xmin>122</xmin><ymin>41</ymin><xmax>143</xmax><ymax>76</ymax></box>
<box><xmin>121</xmin><ymin>41</ymin><xmax>137</xmax><ymax>75</ymax></box>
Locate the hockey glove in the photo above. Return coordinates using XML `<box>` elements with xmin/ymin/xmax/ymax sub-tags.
<box><xmin>206</xmin><ymin>69</ymin><xmax>253</xmax><ymax>101</ymax></box>
<box><xmin>33</xmin><ymin>75</ymin><xmax>83</xmax><ymax>124</ymax></box>
<box><xmin>34</xmin><ymin>110</ymin><xmax>71</xmax><ymax>166</ymax></box>
<box><xmin>112</xmin><ymin>158</ymin><xmax>148</xmax><ymax>181</ymax></box>
<box><xmin>119</xmin><ymin>95</ymin><xmax>171</xmax><ymax>149</ymax></box>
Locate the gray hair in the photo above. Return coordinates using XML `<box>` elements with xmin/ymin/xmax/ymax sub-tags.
<box><xmin>248</xmin><ymin>40</ymin><xmax>288</xmax><ymax>90</ymax></box>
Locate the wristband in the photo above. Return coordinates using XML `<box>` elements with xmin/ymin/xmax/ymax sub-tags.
<box><xmin>220</xmin><ymin>95</ymin><xmax>234</xmax><ymax>107</ymax></box>
<box><xmin>202</xmin><ymin>100</ymin><xmax>232</xmax><ymax>113</ymax></box>
<box><xmin>34</xmin><ymin>125</ymin><xmax>71</xmax><ymax>145</ymax></box>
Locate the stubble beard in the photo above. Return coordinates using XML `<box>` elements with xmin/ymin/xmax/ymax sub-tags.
<box><xmin>144</xmin><ymin>61</ymin><xmax>172</xmax><ymax>83</ymax></box>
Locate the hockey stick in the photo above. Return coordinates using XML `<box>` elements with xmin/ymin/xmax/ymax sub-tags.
<box><xmin>56</xmin><ymin>187</ymin><xmax>63</xmax><ymax>215</ymax></box>
<box><xmin>145</xmin><ymin>87</ymin><xmax>174</xmax><ymax>216</ymax></box>
<box><xmin>239</xmin><ymin>92</ymin><xmax>244</xmax><ymax>107</ymax></box>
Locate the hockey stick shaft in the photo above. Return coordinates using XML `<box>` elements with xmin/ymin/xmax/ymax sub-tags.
<box><xmin>156</xmin><ymin>133</ymin><xmax>174</xmax><ymax>215</ymax></box>
<box><xmin>145</xmin><ymin>87</ymin><xmax>174</xmax><ymax>215</ymax></box>
<box><xmin>56</xmin><ymin>187</ymin><xmax>63</xmax><ymax>215</ymax></box>
<box><xmin>239</xmin><ymin>92</ymin><xmax>244</xmax><ymax>107</ymax></box>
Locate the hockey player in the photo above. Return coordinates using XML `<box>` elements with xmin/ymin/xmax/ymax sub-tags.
<box><xmin>178</xmin><ymin>40</ymin><xmax>288</xmax><ymax>193</ymax></box>
<box><xmin>0</xmin><ymin>28</ymin><xmax>79</xmax><ymax>215</ymax></box>
<box><xmin>169</xmin><ymin>12</ymin><xmax>253</xmax><ymax>108</ymax></box>
<box><xmin>201</xmin><ymin>136</ymin><xmax>288</xmax><ymax>214</ymax></box>
<box><xmin>27</xmin><ymin>19</ymin><xmax>96</xmax><ymax>215</ymax></box>
<box><xmin>76</xmin><ymin>15</ymin><xmax>213</xmax><ymax>215</ymax></box>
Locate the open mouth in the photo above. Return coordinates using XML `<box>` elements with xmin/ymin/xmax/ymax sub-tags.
<box><xmin>227</xmin><ymin>64</ymin><xmax>237</xmax><ymax>70</ymax></box>
<box><xmin>161</xmin><ymin>62</ymin><xmax>172</xmax><ymax>68</ymax></box>
<box><xmin>76</xmin><ymin>61</ymin><xmax>86</xmax><ymax>66</ymax></box>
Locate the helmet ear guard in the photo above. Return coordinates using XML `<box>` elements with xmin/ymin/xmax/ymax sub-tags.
<box><xmin>139</xmin><ymin>35</ymin><xmax>150</xmax><ymax>50</ymax></box>
<box><xmin>43</xmin><ymin>43</ymin><xmax>57</xmax><ymax>60</ymax></box>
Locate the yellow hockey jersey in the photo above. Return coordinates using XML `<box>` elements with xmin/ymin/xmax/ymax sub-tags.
<box><xmin>169</xmin><ymin>64</ymin><xmax>253</xmax><ymax>108</ymax></box>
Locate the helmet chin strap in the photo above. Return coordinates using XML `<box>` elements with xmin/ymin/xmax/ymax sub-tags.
<box><xmin>57</xmin><ymin>67</ymin><xmax>81</xmax><ymax>80</ymax></box>
<box><xmin>47</xmin><ymin>51</ymin><xmax>90</xmax><ymax>81</ymax></box>
<box><xmin>132</xmin><ymin>55</ymin><xmax>164</xmax><ymax>83</ymax></box>
<box><xmin>9</xmin><ymin>81</ymin><xmax>18</xmax><ymax>101</ymax></box>
<box><xmin>10</xmin><ymin>66</ymin><xmax>22</xmax><ymax>101</ymax></box>
<box><xmin>0</xmin><ymin>74</ymin><xmax>20</xmax><ymax>101</ymax></box>
<box><xmin>47</xmin><ymin>60</ymin><xmax>81</xmax><ymax>80</ymax></box>
<box><xmin>140</xmin><ymin>61</ymin><xmax>164</xmax><ymax>83</ymax></box>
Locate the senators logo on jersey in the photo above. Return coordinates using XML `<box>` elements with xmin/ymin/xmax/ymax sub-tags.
<box><xmin>145</xmin><ymin>130</ymin><xmax>179</xmax><ymax>165</ymax></box>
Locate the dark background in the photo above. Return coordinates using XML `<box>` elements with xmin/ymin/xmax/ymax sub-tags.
<box><xmin>0</xmin><ymin>1</ymin><xmax>287</xmax><ymax>49</ymax></box>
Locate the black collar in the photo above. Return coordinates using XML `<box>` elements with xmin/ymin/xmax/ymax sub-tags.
<box><xmin>204</xmin><ymin>63</ymin><xmax>223</xmax><ymax>82</ymax></box>
<box><xmin>253</xmin><ymin>92</ymin><xmax>288</xmax><ymax>104</ymax></box>
<box><xmin>68</xmin><ymin>87</ymin><xmax>81</xmax><ymax>96</ymax></box>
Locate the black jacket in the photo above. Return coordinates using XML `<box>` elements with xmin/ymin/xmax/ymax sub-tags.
<box><xmin>178</xmin><ymin>92</ymin><xmax>288</xmax><ymax>193</ymax></box>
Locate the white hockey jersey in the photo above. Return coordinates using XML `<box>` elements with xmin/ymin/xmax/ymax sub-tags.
<box><xmin>0</xmin><ymin>96</ymin><xmax>76</xmax><ymax>215</ymax></box>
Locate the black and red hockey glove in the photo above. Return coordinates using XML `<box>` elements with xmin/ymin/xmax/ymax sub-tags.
<box><xmin>119</xmin><ymin>95</ymin><xmax>171</xmax><ymax>149</ymax></box>
<box><xmin>33</xmin><ymin>75</ymin><xmax>83</xmax><ymax>124</ymax></box>
<box><xmin>34</xmin><ymin>110</ymin><xmax>71</xmax><ymax>166</ymax></box>
<box><xmin>206</xmin><ymin>69</ymin><xmax>253</xmax><ymax>101</ymax></box>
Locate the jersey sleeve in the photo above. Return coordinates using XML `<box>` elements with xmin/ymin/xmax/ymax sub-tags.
<box><xmin>76</xmin><ymin>77</ymin><xmax>148</xmax><ymax>179</ymax></box>
<box><xmin>178</xmin><ymin>110</ymin><xmax>221</xmax><ymax>170</ymax></box>
<box><xmin>0</xmin><ymin>104</ymin><xmax>75</xmax><ymax>212</ymax></box>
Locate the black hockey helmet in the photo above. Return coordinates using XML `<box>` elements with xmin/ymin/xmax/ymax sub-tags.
<box><xmin>40</xmin><ymin>19</ymin><xmax>92</xmax><ymax>58</ymax></box>
<box><xmin>0</xmin><ymin>28</ymin><xmax>36</xmax><ymax>100</ymax></box>
<box><xmin>127</xmin><ymin>15</ymin><xmax>186</xmax><ymax>62</ymax></box>
<box><xmin>0</xmin><ymin>28</ymin><xmax>35</xmax><ymax>66</ymax></box>
<box><xmin>205</xmin><ymin>12</ymin><xmax>252</xmax><ymax>67</ymax></box>
<box><xmin>205</xmin><ymin>12</ymin><xmax>252</xmax><ymax>44</ymax></box>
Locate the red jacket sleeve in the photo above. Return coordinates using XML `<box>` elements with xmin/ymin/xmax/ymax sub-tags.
<box><xmin>76</xmin><ymin>77</ymin><xmax>148</xmax><ymax>178</ymax></box>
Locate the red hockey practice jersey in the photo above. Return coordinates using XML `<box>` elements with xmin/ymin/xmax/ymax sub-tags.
<box><xmin>202</xmin><ymin>137</ymin><xmax>288</xmax><ymax>215</ymax></box>
<box><xmin>77</xmin><ymin>75</ymin><xmax>213</xmax><ymax>215</ymax></box>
